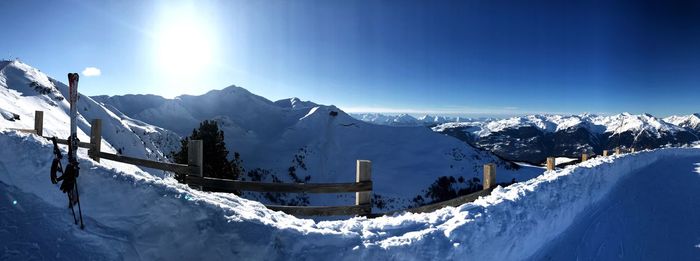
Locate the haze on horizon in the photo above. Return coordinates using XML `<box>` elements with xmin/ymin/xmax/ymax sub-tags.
<box><xmin>1</xmin><ymin>0</ymin><xmax>699</xmax><ymax>117</ymax></box>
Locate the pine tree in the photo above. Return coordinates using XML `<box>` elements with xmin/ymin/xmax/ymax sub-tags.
<box><xmin>171</xmin><ymin>120</ymin><xmax>242</xmax><ymax>182</ymax></box>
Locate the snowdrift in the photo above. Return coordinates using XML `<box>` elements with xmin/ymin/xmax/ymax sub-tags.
<box><xmin>2</xmin><ymin>131</ymin><xmax>699</xmax><ymax>260</ymax></box>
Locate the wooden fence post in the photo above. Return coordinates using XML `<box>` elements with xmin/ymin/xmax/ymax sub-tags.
<box><xmin>581</xmin><ymin>153</ymin><xmax>588</xmax><ymax>162</ymax></box>
<box><xmin>483</xmin><ymin>163</ymin><xmax>496</xmax><ymax>190</ymax></box>
<box><xmin>89</xmin><ymin>119</ymin><xmax>102</xmax><ymax>162</ymax></box>
<box><xmin>615</xmin><ymin>148</ymin><xmax>621</xmax><ymax>155</ymax></box>
<box><xmin>546</xmin><ymin>157</ymin><xmax>555</xmax><ymax>171</ymax></box>
<box><xmin>356</xmin><ymin>160</ymin><xmax>371</xmax><ymax>214</ymax></box>
<box><xmin>188</xmin><ymin>140</ymin><xmax>204</xmax><ymax>190</ymax></box>
<box><xmin>34</xmin><ymin>111</ymin><xmax>43</xmax><ymax>136</ymax></box>
<box><xmin>603</xmin><ymin>150</ymin><xmax>608</xmax><ymax>156</ymax></box>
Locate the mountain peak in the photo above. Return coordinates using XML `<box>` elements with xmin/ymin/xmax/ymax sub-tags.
<box><xmin>274</xmin><ymin>97</ymin><xmax>318</xmax><ymax>110</ymax></box>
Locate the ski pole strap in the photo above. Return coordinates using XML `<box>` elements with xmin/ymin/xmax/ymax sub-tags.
<box><xmin>50</xmin><ymin>137</ymin><xmax>63</xmax><ymax>184</ymax></box>
<box><xmin>51</xmin><ymin>137</ymin><xmax>62</xmax><ymax>159</ymax></box>
<box><xmin>50</xmin><ymin>158</ymin><xmax>59</xmax><ymax>184</ymax></box>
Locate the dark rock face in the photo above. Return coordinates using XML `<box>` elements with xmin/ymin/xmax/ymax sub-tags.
<box><xmin>439</xmin><ymin>126</ymin><xmax>698</xmax><ymax>164</ymax></box>
<box><xmin>473</xmin><ymin>126</ymin><xmax>552</xmax><ymax>163</ymax></box>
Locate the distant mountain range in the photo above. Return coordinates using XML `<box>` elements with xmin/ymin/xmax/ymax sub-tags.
<box><xmin>352</xmin><ymin>112</ymin><xmax>700</xmax><ymax>163</ymax></box>
<box><xmin>432</xmin><ymin>114</ymin><xmax>700</xmax><ymax>163</ymax></box>
<box><xmin>350</xmin><ymin>113</ymin><xmax>493</xmax><ymax>127</ymax></box>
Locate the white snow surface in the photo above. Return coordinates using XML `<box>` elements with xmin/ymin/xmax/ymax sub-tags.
<box><xmin>554</xmin><ymin>157</ymin><xmax>577</xmax><ymax>165</ymax></box>
<box><xmin>2</xmin><ymin>131</ymin><xmax>699</xmax><ymax>260</ymax></box>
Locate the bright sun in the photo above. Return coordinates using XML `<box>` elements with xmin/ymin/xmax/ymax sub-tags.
<box><xmin>153</xmin><ymin>4</ymin><xmax>218</xmax><ymax>91</ymax></box>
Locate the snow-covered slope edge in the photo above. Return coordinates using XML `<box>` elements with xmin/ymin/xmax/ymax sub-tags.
<box><xmin>2</xmin><ymin>131</ymin><xmax>698</xmax><ymax>260</ymax></box>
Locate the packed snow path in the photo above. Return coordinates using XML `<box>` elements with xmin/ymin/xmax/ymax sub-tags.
<box><xmin>529</xmin><ymin>155</ymin><xmax>700</xmax><ymax>260</ymax></box>
<box><xmin>1</xmin><ymin>132</ymin><xmax>699</xmax><ymax>260</ymax></box>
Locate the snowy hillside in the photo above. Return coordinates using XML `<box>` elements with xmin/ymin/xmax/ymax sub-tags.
<box><xmin>96</xmin><ymin>86</ymin><xmax>539</xmax><ymax>210</ymax></box>
<box><xmin>434</xmin><ymin>113</ymin><xmax>699</xmax><ymax>163</ymax></box>
<box><xmin>0</xmin><ymin>60</ymin><xmax>180</xmax><ymax>174</ymax></box>
<box><xmin>2</xmin><ymin>132</ymin><xmax>698</xmax><ymax>260</ymax></box>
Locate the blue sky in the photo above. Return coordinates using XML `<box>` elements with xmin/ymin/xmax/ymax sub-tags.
<box><xmin>1</xmin><ymin>0</ymin><xmax>699</xmax><ymax>117</ymax></box>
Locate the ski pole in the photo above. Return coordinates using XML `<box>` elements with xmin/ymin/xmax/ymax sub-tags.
<box><xmin>75</xmin><ymin>182</ymin><xmax>85</xmax><ymax>229</ymax></box>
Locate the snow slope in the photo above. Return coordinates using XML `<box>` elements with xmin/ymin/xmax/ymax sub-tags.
<box><xmin>2</xmin><ymin>131</ymin><xmax>699</xmax><ymax>260</ymax></box>
<box><xmin>529</xmin><ymin>155</ymin><xmax>700</xmax><ymax>260</ymax></box>
<box><xmin>0</xmin><ymin>60</ymin><xmax>180</xmax><ymax>170</ymax></box>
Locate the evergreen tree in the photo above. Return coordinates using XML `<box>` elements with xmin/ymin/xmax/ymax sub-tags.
<box><xmin>171</xmin><ymin>120</ymin><xmax>243</xmax><ymax>182</ymax></box>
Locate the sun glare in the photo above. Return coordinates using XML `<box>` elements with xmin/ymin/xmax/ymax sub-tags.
<box><xmin>152</xmin><ymin>4</ymin><xmax>218</xmax><ymax>94</ymax></box>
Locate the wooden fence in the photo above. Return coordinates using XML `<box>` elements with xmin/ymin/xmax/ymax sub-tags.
<box><xmin>544</xmin><ymin>148</ymin><xmax>634</xmax><ymax>171</ymax></box>
<box><xmin>10</xmin><ymin>110</ymin><xmax>636</xmax><ymax>217</ymax></box>
<box><xmin>12</xmin><ymin>111</ymin><xmax>373</xmax><ymax>216</ymax></box>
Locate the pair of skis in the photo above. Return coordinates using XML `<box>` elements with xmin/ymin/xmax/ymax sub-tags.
<box><xmin>50</xmin><ymin>73</ymin><xmax>84</xmax><ymax>229</ymax></box>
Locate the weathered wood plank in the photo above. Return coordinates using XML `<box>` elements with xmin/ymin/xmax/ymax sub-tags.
<box><xmin>34</xmin><ymin>111</ymin><xmax>43</xmax><ymax>136</ymax></box>
<box><xmin>546</xmin><ymin>157</ymin><xmax>555</xmax><ymax>170</ymax></box>
<box><xmin>8</xmin><ymin>128</ymin><xmax>37</xmax><ymax>134</ymax></box>
<box><xmin>483</xmin><ymin>163</ymin><xmax>496</xmax><ymax>190</ymax></box>
<box><xmin>356</xmin><ymin>160</ymin><xmax>372</xmax><ymax>206</ymax></box>
<box><xmin>266</xmin><ymin>204</ymin><xmax>371</xmax><ymax>216</ymax></box>
<box><xmin>187</xmin><ymin>140</ymin><xmax>203</xmax><ymax>190</ymax></box>
<box><xmin>185</xmin><ymin>176</ymin><xmax>372</xmax><ymax>193</ymax></box>
<box><xmin>98</xmin><ymin>151</ymin><xmax>189</xmax><ymax>174</ymax></box>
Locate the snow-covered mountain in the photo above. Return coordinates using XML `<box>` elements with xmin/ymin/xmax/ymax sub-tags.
<box><xmin>350</xmin><ymin>113</ymin><xmax>421</xmax><ymax>127</ymax></box>
<box><xmin>434</xmin><ymin>113</ymin><xmax>699</xmax><ymax>163</ymax></box>
<box><xmin>0</xmin><ymin>60</ymin><xmax>180</xmax><ymax>170</ymax></box>
<box><xmin>351</xmin><ymin>113</ymin><xmax>478</xmax><ymax>127</ymax></box>
<box><xmin>96</xmin><ymin>86</ymin><xmax>541</xmax><ymax>210</ymax></box>
<box><xmin>665</xmin><ymin>113</ymin><xmax>700</xmax><ymax>132</ymax></box>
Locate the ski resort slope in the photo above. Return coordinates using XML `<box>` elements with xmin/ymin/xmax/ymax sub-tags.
<box><xmin>529</xmin><ymin>156</ymin><xmax>700</xmax><ymax>260</ymax></box>
<box><xmin>1</xmin><ymin>131</ymin><xmax>700</xmax><ymax>260</ymax></box>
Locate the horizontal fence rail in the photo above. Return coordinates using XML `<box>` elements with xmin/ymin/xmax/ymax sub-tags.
<box><xmin>183</xmin><ymin>159</ymin><xmax>374</xmax><ymax>216</ymax></box>
<box><xmin>98</xmin><ymin>151</ymin><xmax>189</xmax><ymax>174</ymax></box>
<box><xmin>186</xmin><ymin>176</ymin><xmax>372</xmax><ymax>194</ymax></box>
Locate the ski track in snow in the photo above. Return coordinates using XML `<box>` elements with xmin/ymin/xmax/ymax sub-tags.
<box><xmin>1</xmin><ymin>131</ymin><xmax>700</xmax><ymax>260</ymax></box>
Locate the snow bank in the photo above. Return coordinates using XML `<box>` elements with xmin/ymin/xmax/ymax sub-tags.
<box><xmin>2</xmin><ymin>131</ymin><xmax>699</xmax><ymax>260</ymax></box>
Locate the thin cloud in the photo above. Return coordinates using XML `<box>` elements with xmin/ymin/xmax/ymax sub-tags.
<box><xmin>82</xmin><ymin>67</ymin><xmax>101</xmax><ymax>77</ymax></box>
